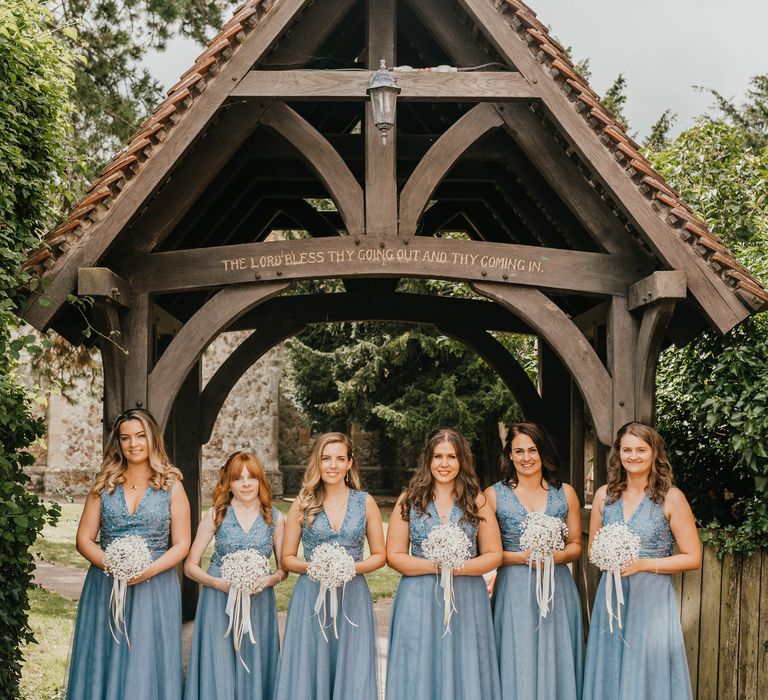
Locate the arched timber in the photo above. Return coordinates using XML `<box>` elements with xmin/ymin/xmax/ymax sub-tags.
<box><xmin>261</xmin><ymin>101</ymin><xmax>364</xmax><ymax>237</ymax></box>
<box><xmin>399</xmin><ymin>103</ymin><xmax>504</xmax><ymax>236</ymax></box>
<box><xmin>635</xmin><ymin>299</ymin><xmax>676</xmax><ymax>422</ymax></box>
<box><xmin>472</xmin><ymin>281</ymin><xmax>613</xmax><ymax>445</ymax></box>
<box><xmin>437</xmin><ymin>325</ymin><xmax>542</xmax><ymax>420</ymax></box>
<box><xmin>148</xmin><ymin>281</ymin><xmax>289</xmax><ymax>429</ymax></box>
<box><xmin>200</xmin><ymin>322</ymin><xmax>305</xmax><ymax>443</ymax></box>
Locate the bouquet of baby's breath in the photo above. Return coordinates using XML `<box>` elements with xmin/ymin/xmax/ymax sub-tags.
<box><xmin>307</xmin><ymin>543</ymin><xmax>357</xmax><ymax>641</ymax></box>
<box><xmin>220</xmin><ymin>549</ymin><xmax>272</xmax><ymax>668</ymax></box>
<box><xmin>422</xmin><ymin>524</ymin><xmax>472</xmax><ymax>634</ymax></box>
<box><xmin>103</xmin><ymin>535</ymin><xmax>152</xmax><ymax>644</ymax></box>
<box><xmin>590</xmin><ymin>523</ymin><xmax>642</xmax><ymax>632</ymax></box>
<box><xmin>519</xmin><ymin>512</ymin><xmax>568</xmax><ymax>619</ymax></box>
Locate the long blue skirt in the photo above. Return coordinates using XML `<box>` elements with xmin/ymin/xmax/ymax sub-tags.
<box><xmin>273</xmin><ymin>574</ymin><xmax>378</xmax><ymax>700</ymax></box>
<box><xmin>183</xmin><ymin>562</ymin><xmax>279</xmax><ymax>700</ymax></box>
<box><xmin>386</xmin><ymin>574</ymin><xmax>501</xmax><ymax>700</ymax></box>
<box><xmin>491</xmin><ymin>564</ymin><xmax>583</xmax><ymax>699</ymax></box>
<box><xmin>66</xmin><ymin>564</ymin><xmax>182</xmax><ymax>699</ymax></box>
<box><xmin>583</xmin><ymin>571</ymin><xmax>692</xmax><ymax>700</ymax></box>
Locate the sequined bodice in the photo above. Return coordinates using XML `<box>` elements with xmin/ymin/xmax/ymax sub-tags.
<box><xmin>493</xmin><ymin>481</ymin><xmax>567</xmax><ymax>552</ymax></box>
<box><xmin>302</xmin><ymin>489</ymin><xmax>367</xmax><ymax>562</ymax></box>
<box><xmin>603</xmin><ymin>493</ymin><xmax>673</xmax><ymax>557</ymax></box>
<box><xmin>100</xmin><ymin>483</ymin><xmax>171</xmax><ymax>554</ymax></box>
<box><xmin>212</xmin><ymin>505</ymin><xmax>279</xmax><ymax>566</ymax></box>
<box><xmin>409</xmin><ymin>502</ymin><xmax>479</xmax><ymax>559</ymax></box>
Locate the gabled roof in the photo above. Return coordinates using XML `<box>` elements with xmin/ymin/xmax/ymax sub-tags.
<box><xmin>21</xmin><ymin>0</ymin><xmax>767</xmax><ymax>331</ymax></box>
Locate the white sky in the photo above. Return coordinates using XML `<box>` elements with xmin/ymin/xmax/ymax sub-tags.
<box><xmin>146</xmin><ymin>0</ymin><xmax>768</xmax><ymax>140</ymax></box>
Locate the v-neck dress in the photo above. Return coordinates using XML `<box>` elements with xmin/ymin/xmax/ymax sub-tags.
<box><xmin>583</xmin><ymin>492</ymin><xmax>692</xmax><ymax>700</ymax></box>
<box><xmin>66</xmin><ymin>483</ymin><xmax>182</xmax><ymax>699</ymax></box>
<box><xmin>184</xmin><ymin>505</ymin><xmax>280</xmax><ymax>700</ymax></box>
<box><xmin>385</xmin><ymin>501</ymin><xmax>502</xmax><ymax>700</ymax></box>
<box><xmin>490</xmin><ymin>482</ymin><xmax>583</xmax><ymax>700</ymax></box>
<box><xmin>273</xmin><ymin>488</ymin><xmax>378</xmax><ymax>700</ymax></box>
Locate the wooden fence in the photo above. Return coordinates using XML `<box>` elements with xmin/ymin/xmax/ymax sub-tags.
<box><xmin>574</xmin><ymin>519</ymin><xmax>767</xmax><ymax>699</ymax></box>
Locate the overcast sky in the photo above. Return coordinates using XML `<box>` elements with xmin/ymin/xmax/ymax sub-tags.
<box><xmin>147</xmin><ymin>0</ymin><xmax>768</xmax><ymax>140</ymax></box>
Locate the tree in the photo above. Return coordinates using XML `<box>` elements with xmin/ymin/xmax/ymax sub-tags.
<box><xmin>703</xmin><ymin>74</ymin><xmax>768</xmax><ymax>150</ymax></box>
<box><xmin>0</xmin><ymin>1</ymin><xmax>72</xmax><ymax>694</ymax></box>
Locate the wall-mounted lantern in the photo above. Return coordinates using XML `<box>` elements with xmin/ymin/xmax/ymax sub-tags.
<box><xmin>367</xmin><ymin>59</ymin><xmax>400</xmax><ymax>145</ymax></box>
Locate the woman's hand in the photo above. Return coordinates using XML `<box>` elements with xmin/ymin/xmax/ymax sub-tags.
<box><xmin>621</xmin><ymin>558</ymin><xmax>651</xmax><ymax>577</ymax></box>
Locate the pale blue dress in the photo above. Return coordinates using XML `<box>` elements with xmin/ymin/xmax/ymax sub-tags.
<box><xmin>491</xmin><ymin>482</ymin><xmax>583</xmax><ymax>699</ymax></box>
<box><xmin>184</xmin><ymin>505</ymin><xmax>280</xmax><ymax>700</ymax></box>
<box><xmin>386</xmin><ymin>502</ymin><xmax>502</xmax><ymax>700</ymax></box>
<box><xmin>66</xmin><ymin>484</ymin><xmax>182</xmax><ymax>699</ymax></box>
<box><xmin>583</xmin><ymin>493</ymin><xmax>692</xmax><ymax>699</ymax></box>
<box><xmin>273</xmin><ymin>489</ymin><xmax>377</xmax><ymax>700</ymax></box>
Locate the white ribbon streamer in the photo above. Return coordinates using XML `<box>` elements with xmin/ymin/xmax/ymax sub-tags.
<box><xmin>604</xmin><ymin>568</ymin><xmax>625</xmax><ymax>634</ymax></box>
<box><xmin>438</xmin><ymin>566</ymin><xmax>458</xmax><ymax>636</ymax></box>
<box><xmin>224</xmin><ymin>587</ymin><xmax>257</xmax><ymax>671</ymax></box>
<box><xmin>528</xmin><ymin>554</ymin><xmax>556</xmax><ymax>619</ymax></box>
<box><xmin>313</xmin><ymin>582</ymin><xmax>357</xmax><ymax>642</ymax></box>
<box><xmin>108</xmin><ymin>577</ymin><xmax>130</xmax><ymax>646</ymax></box>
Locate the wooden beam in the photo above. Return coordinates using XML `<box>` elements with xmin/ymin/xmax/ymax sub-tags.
<box><xmin>123</xmin><ymin>293</ymin><xmax>152</xmax><ymax>409</ymax></box>
<box><xmin>200</xmin><ymin>323</ymin><xmax>304</xmax><ymax>444</ymax></box>
<box><xmin>78</xmin><ymin>268</ymin><xmax>132</xmax><ymax>307</ymax></box>
<box><xmin>635</xmin><ymin>299</ymin><xmax>677</xmax><ymax>422</ymax></box>
<box><xmin>148</xmin><ymin>282</ymin><xmax>288</xmax><ymax>430</ymax></box>
<box><xmin>607</xmin><ymin>296</ymin><xmax>639</xmax><ymax>432</ymax></box>
<box><xmin>473</xmin><ymin>281</ymin><xmax>613</xmax><ymax>445</ymax></box>
<box><xmin>93</xmin><ymin>301</ymin><xmax>125</xmax><ymax>431</ymax></box>
<box><xmin>231</xmin><ymin>70</ymin><xmax>537</xmax><ymax>101</ymax></box>
<box><xmin>628</xmin><ymin>270</ymin><xmax>687</xmax><ymax>311</ymax></box>
<box><xmin>571</xmin><ymin>300</ymin><xmax>609</xmax><ymax>337</ymax></box>
<box><xmin>399</xmin><ymin>104</ymin><xmax>504</xmax><ymax>236</ymax></box>
<box><xmin>123</xmin><ymin>236</ymin><xmax>647</xmax><ymax>297</ymax></box>
<box><xmin>457</xmin><ymin>0</ymin><xmax>749</xmax><ymax>333</ymax></box>
<box><xmin>261</xmin><ymin>101</ymin><xmax>364</xmax><ymax>236</ymax></box>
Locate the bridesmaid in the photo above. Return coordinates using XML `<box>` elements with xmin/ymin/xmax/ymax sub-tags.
<box><xmin>485</xmin><ymin>422</ymin><xmax>583</xmax><ymax>700</ymax></box>
<box><xmin>183</xmin><ymin>451</ymin><xmax>285</xmax><ymax>699</ymax></box>
<box><xmin>67</xmin><ymin>408</ymin><xmax>190</xmax><ymax>699</ymax></box>
<box><xmin>273</xmin><ymin>432</ymin><xmax>385</xmax><ymax>700</ymax></box>
<box><xmin>583</xmin><ymin>422</ymin><xmax>701</xmax><ymax>699</ymax></box>
<box><xmin>386</xmin><ymin>428</ymin><xmax>503</xmax><ymax>700</ymax></box>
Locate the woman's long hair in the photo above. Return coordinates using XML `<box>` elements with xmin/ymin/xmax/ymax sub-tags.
<box><xmin>91</xmin><ymin>408</ymin><xmax>182</xmax><ymax>496</ymax></box>
<box><xmin>211</xmin><ymin>451</ymin><xmax>273</xmax><ymax>528</ymax></box>
<box><xmin>401</xmin><ymin>428</ymin><xmax>484</xmax><ymax>526</ymax></box>
<box><xmin>606</xmin><ymin>422</ymin><xmax>673</xmax><ymax>504</ymax></box>
<box><xmin>298</xmin><ymin>432</ymin><xmax>361</xmax><ymax>527</ymax></box>
<box><xmin>499</xmin><ymin>422</ymin><xmax>562</xmax><ymax>489</ymax></box>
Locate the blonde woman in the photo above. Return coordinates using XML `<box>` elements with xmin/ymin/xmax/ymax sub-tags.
<box><xmin>67</xmin><ymin>408</ymin><xmax>190</xmax><ymax>699</ymax></box>
<box><xmin>273</xmin><ymin>432</ymin><xmax>385</xmax><ymax>700</ymax></box>
<box><xmin>184</xmin><ymin>451</ymin><xmax>285</xmax><ymax>699</ymax></box>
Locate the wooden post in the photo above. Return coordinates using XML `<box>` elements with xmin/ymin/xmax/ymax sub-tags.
<box><xmin>538</xmin><ymin>342</ymin><xmax>571</xmax><ymax>477</ymax></box>
<box><xmin>607</xmin><ymin>296</ymin><xmax>639</xmax><ymax>433</ymax></box>
<box><xmin>123</xmin><ymin>293</ymin><xmax>152</xmax><ymax>409</ymax></box>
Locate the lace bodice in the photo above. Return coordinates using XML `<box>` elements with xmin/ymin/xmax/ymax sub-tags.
<box><xmin>603</xmin><ymin>492</ymin><xmax>674</xmax><ymax>558</ymax></box>
<box><xmin>409</xmin><ymin>501</ymin><xmax>479</xmax><ymax>559</ymax></box>
<box><xmin>100</xmin><ymin>483</ymin><xmax>171</xmax><ymax>554</ymax></box>
<box><xmin>492</xmin><ymin>481</ymin><xmax>567</xmax><ymax>552</ymax></box>
<box><xmin>302</xmin><ymin>489</ymin><xmax>368</xmax><ymax>562</ymax></box>
<box><xmin>211</xmin><ymin>505</ymin><xmax>279</xmax><ymax>566</ymax></box>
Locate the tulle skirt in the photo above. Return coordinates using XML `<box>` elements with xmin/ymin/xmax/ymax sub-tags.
<box><xmin>491</xmin><ymin>563</ymin><xmax>583</xmax><ymax>699</ymax></box>
<box><xmin>386</xmin><ymin>574</ymin><xmax>501</xmax><ymax>700</ymax></box>
<box><xmin>183</xmin><ymin>561</ymin><xmax>279</xmax><ymax>700</ymax></box>
<box><xmin>583</xmin><ymin>571</ymin><xmax>692</xmax><ymax>700</ymax></box>
<box><xmin>273</xmin><ymin>574</ymin><xmax>378</xmax><ymax>700</ymax></box>
<box><xmin>66</xmin><ymin>564</ymin><xmax>182</xmax><ymax>699</ymax></box>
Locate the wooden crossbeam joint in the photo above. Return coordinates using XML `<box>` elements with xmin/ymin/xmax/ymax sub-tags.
<box><xmin>78</xmin><ymin>267</ymin><xmax>132</xmax><ymax>307</ymax></box>
<box><xmin>627</xmin><ymin>271</ymin><xmax>686</xmax><ymax>311</ymax></box>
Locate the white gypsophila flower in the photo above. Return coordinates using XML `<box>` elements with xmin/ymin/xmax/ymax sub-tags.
<box><xmin>422</xmin><ymin>523</ymin><xmax>472</xmax><ymax>572</ymax></box>
<box><xmin>103</xmin><ymin>535</ymin><xmax>152</xmax><ymax>581</ymax></box>
<box><xmin>306</xmin><ymin>543</ymin><xmax>357</xmax><ymax>588</ymax></box>
<box><xmin>220</xmin><ymin>549</ymin><xmax>272</xmax><ymax>594</ymax></box>
<box><xmin>519</xmin><ymin>512</ymin><xmax>568</xmax><ymax>559</ymax></box>
<box><xmin>589</xmin><ymin>522</ymin><xmax>642</xmax><ymax>572</ymax></box>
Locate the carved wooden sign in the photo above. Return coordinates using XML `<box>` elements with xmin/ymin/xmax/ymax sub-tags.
<box><xmin>125</xmin><ymin>236</ymin><xmax>649</xmax><ymax>296</ymax></box>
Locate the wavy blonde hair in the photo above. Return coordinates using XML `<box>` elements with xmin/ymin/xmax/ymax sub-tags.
<box><xmin>211</xmin><ymin>451</ymin><xmax>273</xmax><ymax>528</ymax></box>
<box><xmin>606</xmin><ymin>422</ymin><xmax>674</xmax><ymax>505</ymax></box>
<box><xmin>91</xmin><ymin>408</ymin><xmax>182</xmax><ymax>496</ymax></box>
<box><xmin>401</xmin><ymin>428</ymin><xmax>484</xmax><ymax>526</ymax></box>
<box><xmin>298</xmin><ymin>432</ymin><xmax>361</xmax><ymax>528</ymax></box>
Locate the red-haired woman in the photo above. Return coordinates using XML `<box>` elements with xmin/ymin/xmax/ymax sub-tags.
<box><xmin>184</xmin><ymin>451</ymin><xmax>285</xmax><ymax>699</ymax></box>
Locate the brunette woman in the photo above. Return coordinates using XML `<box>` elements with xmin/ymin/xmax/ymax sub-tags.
<box><xmin>485</xmin><ymin>423</ymin><xmax>583</xmax><ymax>699</ymax></box>
<box><xmin>386</xmin><ymin>428</ymin><xmax>503</xmax><ymax>700</ymax></box>
<box><xmin>273</xmin><ymin>432</ymin><xmax>386</xmax><ymax>700</ymax></box>
<box><xmin>67</xmin><ymin>408</ymin><xmax>190</xmax><ymax>699</ymax></box>
<box><xmin>583</xmin><ymin>422</ymin><xmax>700</xmax><ymax>700</ymax></box>
<box><xmin>183</xmin><ymin>451</ymin><xmax>285</xmax><ymax>699</ymax></box>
